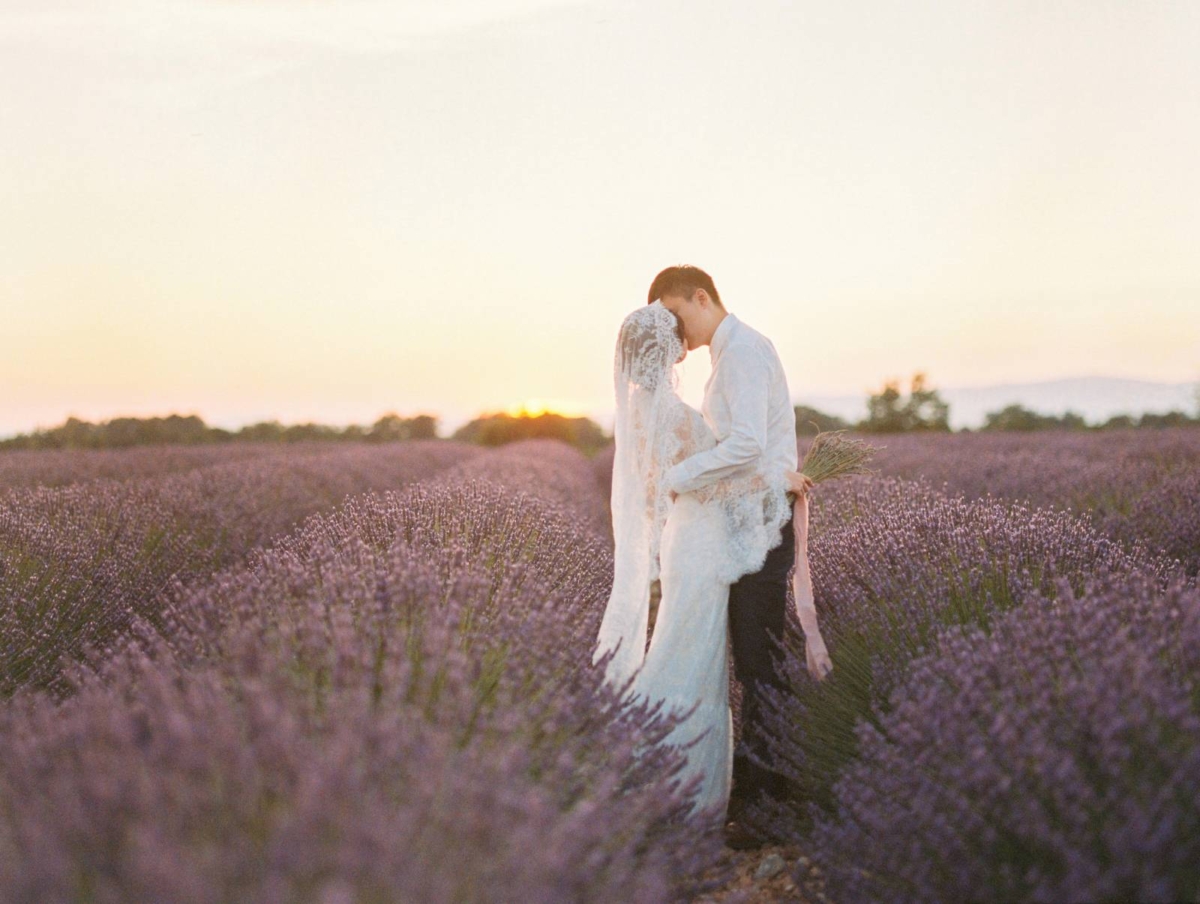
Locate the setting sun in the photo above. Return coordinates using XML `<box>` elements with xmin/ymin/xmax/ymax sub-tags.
<box><xmin>503</xmin><ymin>399</ymin><xmax>590</xmax><ymax>419</ymax></box>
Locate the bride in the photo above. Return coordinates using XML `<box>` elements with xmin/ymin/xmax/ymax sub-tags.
<box><xmin>592</xmin><ymin>301</ymin><xmax>830</xmax><ymax>822</ymax></box>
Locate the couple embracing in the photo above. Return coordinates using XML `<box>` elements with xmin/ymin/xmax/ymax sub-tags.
<box><xmin>592</xmin><ymin>264</ymin><xmax>832</xmax><ymax>846</ymax></box>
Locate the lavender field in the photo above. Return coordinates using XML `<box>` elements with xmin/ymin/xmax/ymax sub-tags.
<box><xmin>1</xmin><ymin>429</ymin><xmax>1198</xmax><ymax>903</ymax></box>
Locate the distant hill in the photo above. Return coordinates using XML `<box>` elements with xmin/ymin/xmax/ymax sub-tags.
<box><xmin>803</xmin><ymin>376</ymin><xmax>1198</xmax><ymax>431</ymax></box>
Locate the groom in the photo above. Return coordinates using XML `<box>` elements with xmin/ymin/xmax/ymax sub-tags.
<box><xmin>650</xmin><ymin>264</ymin><xmax>809</xmax><ymax>845</ymax></box>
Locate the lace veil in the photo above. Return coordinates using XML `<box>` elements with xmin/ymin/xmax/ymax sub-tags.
<box><xmin>592</xmin><ymin>301</ymin><xmax>686</xmax><ymax>692</ymax></box>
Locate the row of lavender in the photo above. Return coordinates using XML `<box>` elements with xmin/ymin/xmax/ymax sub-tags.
<box><xmin>0</xmin><ymin>441</ymin><xmax>730</xmax><ymax>902</ymax></box>
<box><xmin>0</xmin><ymin>440</ymin><xmax>486</xmax><ymax>698</ymax></box>
<box><xmin>866</xmin><ymin>425</ymin><xmax>1200</xmax><ymax>577</ymax></box>
<box><xmin>0</xmin><ymin>441</ymin><xmax>338</xmax><ymax>493</ymax></box>
<box><xmin>4</xmin><ymin>429</ymin><xmax>1198</xmax><ymax>902</ymax></box>
<box><xmin>734</xmin><ymin>428</ymin><xmax>1200</xmax><ymax>902</ymax></box>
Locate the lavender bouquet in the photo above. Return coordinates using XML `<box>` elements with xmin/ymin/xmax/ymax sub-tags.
<box><xmin>798</xmin><ymin>425</ymin><xmax>882</xmax><ymax>486</ymax></box>
<box><xmin>786</xmin><ymin>428</ymin><xmax>883</xmax><ymax>681</ymax></box>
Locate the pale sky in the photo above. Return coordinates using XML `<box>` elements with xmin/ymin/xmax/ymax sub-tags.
<box><xmin>2</xmin><ymin>0</ymin><xmax>1198</xmax><ymax>437</ymax></box>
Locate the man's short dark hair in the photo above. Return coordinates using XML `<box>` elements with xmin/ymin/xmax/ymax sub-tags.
<box><xmin>647</xmin><ymin>265</ymin><xmax>723</xmax><ymax>308</ymax></box>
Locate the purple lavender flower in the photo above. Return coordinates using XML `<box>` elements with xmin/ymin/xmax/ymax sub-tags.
<box><xmin>0</xmin><ymin>441</ymin><xmax>482</xmax><ymax>697</ymax></box>
<box><xmin>0</xmin><ymin>440</ymin><xmax>731</xmax><ymax>902</ymax></box>
<box><xmin>743</xmin><ymin>474</ymin><xmax>1187</xmax><ymax>834</ymax></box>
<box><xmin>808</xmin><ymin>569</ymin><xmax>1200</xmax><ymax>903</ymax></box>
<box><xmin>853</xmin><ymin>425</ymin><xmax>1200</xmax><ymax>577</ymax></box>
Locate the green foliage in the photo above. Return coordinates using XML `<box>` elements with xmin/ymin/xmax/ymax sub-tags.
<box><xmin>9</xmin><ymin>414</ymin><xmax>213</xmax><ymax>449</ymax></box>
<box><xmin>859</xmin><ymin>371</ymin><xmax>950</xmax><ymax>433</ymax></box>
<box><xmin>983</xmin><ymin>404</ymin><xmax>1199</xmax><ymax>432</ymax></box>
<box><xmin>0</xmin><ymin>412</ymin><xmax>442</xmax><ymax>451</ymax></box>
<box><xmin>794</xmin><ymin>406</ymin><xmax>851</xmax><ymax>436</ymax></box>
<box><xmin>452</xmin><ymin>413</ymin><xmax>608</xmax><ymax>454</ymax></box>
<box><xmin>983</xmin><ymin>403</ymin><xmax>1081</xmax><ymax>431</ymax></box>
<box><xmin>1136</xmin><ymin>410</ymin><xmax>1196</xmax><ymax>429</ymax></box>
<box><xmin>367</xmin><ymin>414</ymin><xmax>439</xmax><ymax>443</ymax></box>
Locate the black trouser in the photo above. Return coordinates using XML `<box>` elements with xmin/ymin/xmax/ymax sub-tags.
<box><xmin>728</xmin><ymin>506</ymin><xmax>795</xmax><ymax>809</ymax></box>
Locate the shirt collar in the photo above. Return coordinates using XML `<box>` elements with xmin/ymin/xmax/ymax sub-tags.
<box><xmin>709</xmin><ymin>312</ymin><xmax>738</xmax><ymax>365</ymax></box>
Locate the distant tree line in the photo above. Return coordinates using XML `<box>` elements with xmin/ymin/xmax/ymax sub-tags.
<box><xmin>0</xmin><ymin>413</ymin><xmax>438</xmax><ymax>452</ymax></box>
<box><xmin>4</xmin><ymin>375</ymin><xmax>1197</xmax><ymax>452</ymax></box>
<box><xmin>795</xmin><ymin>371</ymin><xmax>1200</xmax><ymax>435</ymax></box>
<box><xmin>0</xmin><ymin>410</ymin><xmax>609</xmax><ymax>455</ymax></box>
<box><xmin>451</xmin><ymin>412</ymin><xmax>608</xmax><ymax>454</ymax></box>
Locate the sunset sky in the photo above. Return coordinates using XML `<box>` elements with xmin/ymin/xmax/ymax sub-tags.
<box><xmin>2</xmin><ymin>0</ymin><xmax>1198</xmax><ymax>437</ymax></box>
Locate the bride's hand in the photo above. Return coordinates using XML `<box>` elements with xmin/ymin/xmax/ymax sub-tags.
<box><xmin>785</xmin><ymin>470</ymin><xmax>814</xmax><ymax>496</ymax></box>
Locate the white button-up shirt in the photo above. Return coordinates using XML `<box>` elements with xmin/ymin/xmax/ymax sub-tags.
<box><xmin>664</xmin><ymin>312</ymin><xmax>797</xmax><ymax>496</ymax></box>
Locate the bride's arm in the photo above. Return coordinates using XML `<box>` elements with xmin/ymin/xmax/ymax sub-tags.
<box><xmin>669</xmin><ymin>409</ymin><xmax>699</xmax><ymax>463</ymax></box>
<box><xmin>669</xmin><ymin>407</ymin><xmax>733</xmax><ymax>504</ymax></box>
<box><xmin>642</xmin><ymin>401</ymin><xmax>704</xmax><ymax>513</ymax></box>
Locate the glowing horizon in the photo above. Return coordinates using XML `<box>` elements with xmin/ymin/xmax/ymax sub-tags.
<box><xmin>3</xmin><ymin>0</ymin><xmax>1198</xmax><ymax>441</ymax></box>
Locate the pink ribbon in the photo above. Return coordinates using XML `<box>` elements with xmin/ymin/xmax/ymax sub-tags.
<box><xmin>792</xmin><ymin>490</ymin><xmax>832</xmax><ymax>681</ymax></box>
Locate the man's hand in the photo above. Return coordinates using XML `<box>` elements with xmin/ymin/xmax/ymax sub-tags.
<box><xmin>785</xmin><ymin>470</ymin><xmax>814</xmax><ymax>496</ymax></box>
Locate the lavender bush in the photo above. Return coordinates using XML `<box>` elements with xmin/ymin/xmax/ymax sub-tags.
<box><xmin>424</xmin><ymin>439</ymin><xmax>614</xmax><ymax>543</ymax></box>
<box><xmin>0</xmin><ymin>467</ymin><xmax>730</xmax><ymax>902</ymax></box>
<box><xmin>743</xmin><ymin>474</ymin><xmax>1187</xmax><ymax>831</ymax></box>
<box><xmin>0</xmin><ymin>441</ymin><xmax>482</xmax><ymax>697</ymax></box>
<box><xmin>1123</xmin><ymin>467</ymin><xmax>1200</xmax><ymax>579</ymax></box>
<box><xmin>863</xmin><ymin>426</ymin><xmax>1200</xmax><ymax>577</ymax></box>
<box><xmin>0</xmin><ymin>441</ymin><xmax>310</xmax><ymax>493</ymax></box>
<box><xmin>169</xmin><ymin>476</ymin><xmax>615</xmax><ymax>669</ymax></box>
<box><xmin>9</xmin><ymin>427</ymin><xmax>1196</xmax><ymax>901</ymax></box>
<box><xmin>807</xmin><ymin>569</ymin><xmax>1200</xmax><ymax>903</ymax></box>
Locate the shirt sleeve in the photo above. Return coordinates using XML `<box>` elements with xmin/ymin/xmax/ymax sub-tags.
<box><xmin>663</xmin><ymin>344</ymin><xmax>771</xmax><ymax>496</ymax></box>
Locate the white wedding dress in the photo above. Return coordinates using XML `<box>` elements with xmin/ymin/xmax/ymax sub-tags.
<box><xmin>628</xmin><ymin>404</ymin><xmax>734</xmax><ymax>821</ymax></box>
<box><xmin>593</xmin><ymin>302</ymin><xmax>790</xmax><ymax>822</ymax></box>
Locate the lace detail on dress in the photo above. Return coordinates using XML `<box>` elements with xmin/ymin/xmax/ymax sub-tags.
<box><xmin>671</xmin><ymin>398</ymin><xmax>791</xmax><ymax>585</ymax></box>
<box><xmin>708</xmin><ymin>469</ymin><xmax>792</xmax><ymax>585</ymax></box>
